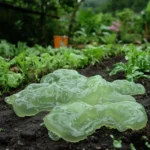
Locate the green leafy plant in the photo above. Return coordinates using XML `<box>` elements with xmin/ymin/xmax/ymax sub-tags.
<box><xmin>101</xmin><ymin>33</ymin><xmax>117</xmax><ymax>44</ymax></box>
<box><xmin>0</xmin><ymin>40</ymin><xmax>16</xmax><ymax>58</ymax></box>
<box><xmin>130</xmin><ymin>143</ymin><xmax>136</xmax><ymax>150</ymax></box>
<box><xmin>110</xmin><ymin>135</ymin><xmax>122</xmax><ymax>149</ymax></box>
<box><xmin>0</xmin><ymin>56</ymin><xmax>24</xmax><ymax>91</ymax></box>
<box><xmin>63</xmin><ymin>52</ymin><xmax>88</xmax><ymax>69</ymax></box>
<box><xmin>142</xmin><ymin>135</ymin><xmax>150</xmax><ymax>148</ymax></box>
<box><xmin>0</xmin><ymin>40</ymin><xmax>27</xmax><ymax>58</ymax></box>
<box><xmin>5</xmin><ymin>69</ymin><xmax>147</xmax><ymax>142</ymax></box>
<box><xmin>101</xmin><ymin>44</ymin><xmax>122</xmax><ymax>59</ymax></box>
<box><xmin>145</xmin><ymin>142</ymin><xmax>150</xmax><ymax>148</ymax></box>
<box><xmin>72</xmin><ymin>28</ymin><xmax>88</xmax><ymax>44</ymax></box>
<box><xmin>0</xmin><ymin>41</ymin><xmax>109</xmax><ymax>92</ymax></box>
<box><xmin>83</xmin><ymin>45</ymin><xmax>103</xmax><ymax>65</ymax></box>
<box><xmin>110</xmin><ymin>45</ymin><xmax>150</xmax><ymax>81</ymax></box>
<box><xmin>116</xmin><ymin>8</ymin><xmax>144</xmax><ymax>43</ymax></box>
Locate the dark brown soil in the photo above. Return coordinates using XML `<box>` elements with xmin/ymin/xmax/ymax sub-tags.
<box><xmin>0</xmin><ymin>55</ymin><xmax>150</xmax><ymax>150</ymax></box>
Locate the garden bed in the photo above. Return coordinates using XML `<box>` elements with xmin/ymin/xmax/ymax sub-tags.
<box><xmin>0</xmin><ymin>55</ymin><xmax>150</xmax><ymax>150</ymax></box>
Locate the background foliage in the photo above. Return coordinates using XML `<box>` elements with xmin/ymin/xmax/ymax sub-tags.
<box><xmin>0</xmin><ymin>0</ymin><xmax>150</xmax><ymax>45</ymax></box>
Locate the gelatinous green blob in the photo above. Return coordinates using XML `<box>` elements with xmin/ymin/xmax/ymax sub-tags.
<box><xmin>44</xmin><ymin>101</ymin><xmax>147</xmax><ymax>142</ymax></box>
<box><xmin>112</xmin><ymin>80</ymin><xmax>145</xmax><ymax>95</ymax></box>
<box><xmin>5</xmin><ymin>69</ymin><xmax>147</xmax><ymax>142</ymax></box>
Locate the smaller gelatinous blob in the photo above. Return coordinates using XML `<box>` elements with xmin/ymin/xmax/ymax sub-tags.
<box><xmin>44</xmin><ymin>101</ymin><xmax>147</xmax><ymax>142</ymax></box>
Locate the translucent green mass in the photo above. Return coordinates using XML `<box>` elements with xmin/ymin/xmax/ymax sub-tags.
<box><xmin>5</xmin><ymin>69</ymin><xmax>148</xmax><ymax>142</ymax></box>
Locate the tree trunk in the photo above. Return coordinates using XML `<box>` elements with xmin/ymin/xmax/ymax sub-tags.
<box><xmin>67</xmin><ymin>0</ymin><xmax>86</xmax><ymax>38</ymax></box>
<box><xmin>40</xmin><ymin>0</ymin><xmax>46</xmax><ymax>45</ymax></box>
<box><xmin>144</xmin><ymin>22</ymin><xmax>149</xmax><ymax>40</ymax></box>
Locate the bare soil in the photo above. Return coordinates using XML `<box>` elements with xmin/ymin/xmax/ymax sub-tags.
<box><xmin>0</xmin><ymin>55</ymin><xmax>150</xmax><ymax>150</ymax></box>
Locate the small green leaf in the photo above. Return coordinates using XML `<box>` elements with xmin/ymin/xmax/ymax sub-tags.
<box><xmin>145</xmin><ymin>142</ymin><xmax>150</xmax><ymax>148</ymax></box>
<box><xmin>130</xmin><ymin>143</ymin><xmax>136</xmax><ymax>150</ymax></box>
<box><xmin>113</xmin><ymin>140</ymin><xmax>122</xmax><ymax>148</ymax></box>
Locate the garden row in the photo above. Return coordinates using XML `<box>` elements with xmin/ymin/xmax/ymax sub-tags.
<box><xmin>0</xmin><ymin>40</ymin><xmax>150</xmax><ymax>92</ymax></box>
